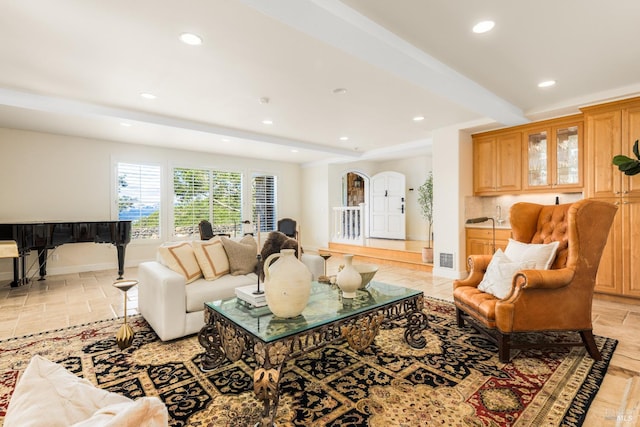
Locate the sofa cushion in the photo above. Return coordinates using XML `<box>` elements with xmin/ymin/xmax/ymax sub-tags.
<box><xmin>192</xmin><ymin>238</ymin><xmax>230</xmax><ymax>280</ymax></box>
<box><xmin>4</xmin><ymin>355</ymin><xmax>168</xmax><ymax>427</ymax></box>
<box><xmin>185</xmin><ymin>273</ymin><xmax>257</xmax><ymax>312</ymax></box>
<box><xmin>504</xmin><ymin>238</ymin><xmax>560</xmax><ymax>270</ymax></box>
<box><xmin>158</xmin><ymin>242</ymin><xmax>202</xmax><ymax>284</ymax></box>
<box><xmin>221</xmin><ymin>235</ymin><xmax>258</xmax><ymax>275</ymax></box>
<box><xmin>477</xmin><ymin>249</ymin><xmax>536</xmax><ymax>299</ymax></box>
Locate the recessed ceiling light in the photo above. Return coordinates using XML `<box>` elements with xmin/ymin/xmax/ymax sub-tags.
<box><xmin>120</xmin><ymin>122</ymin><xmax>132</xmax><ymax>127</ymax></box>
<box><xmin>339</xmin><ymin>136</ymin><xmax>349</xmax><ymax>141</ymax></box>
<box><xmin>291</xmin><ymin>149</ymin><xmax>299</xmax><ymax>153</ymax></box>
<box><xmin>413</xmin><ymin>116</ymin><xmax>425</xmax><ymax>122</ymax></box>
<box><xmin>262</xmin><ymin>119</ymin><xmax>273</xmax><ymax>125</ymax></box>
<box><xmin>140</xmin><ymin>92</ymin><xmax>157</xmax><ymax>100</ymax></box>
<box><xmin>473</xmin><ymin>20</ymin><xmax>495</xmax><ymax>34</ymax></box>
<box><xmin>538</xmin><ymin>80</ymin><xmax>556</xmax><ymax>88</ymax></box>
<box><xmin>221</xmin><ymin>138</ymin><xmax>230</xmax><ymax>142</ymax></box>
<box><xmin>333</xmin><ymin>88</ymin><xmax>347</xmax><ymax>95</ymax></box>
<box><xmin>180</xmin><ymin>32</ymin><xmax>203</xmax><ymax>46</ymax></box>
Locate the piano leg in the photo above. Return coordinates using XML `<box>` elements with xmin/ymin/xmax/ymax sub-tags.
<box><xmin>38</xmin><ymin>248</ymin><xmax>48</xmax><ymax>280</ymax></box>
<box><xmin>11</xmin><ymin>257</ymin><xmax>20</xmax><ymax>287</ymax></box>
<box><xmin>10</xmin><ymin>255</ymin><xmax>29</xmax><ymax>287</ymax></box>
<box><xmin>116</xmin><ymin>244</ymin><xmax>126</xmax><ymax>280</ymax></box>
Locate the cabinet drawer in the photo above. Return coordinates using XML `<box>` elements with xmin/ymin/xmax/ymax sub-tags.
<box><xmin>466</xmin><ymin>228</ymin><xmax>511</xmax><ymax>240</ymax></box>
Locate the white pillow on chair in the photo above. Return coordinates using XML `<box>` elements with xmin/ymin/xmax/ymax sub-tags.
<box><xmin>477</xmin><ymin>249</ymin><xmax>536</xmax><ymax>299</ymax></box>
<box><xmin>504</xmin><ymin>238</ymin><xmax>560</xmax><ymax>270</ymax></box>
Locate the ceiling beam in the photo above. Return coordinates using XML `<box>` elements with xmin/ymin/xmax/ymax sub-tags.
<box><xmin>240</xmin><ymin>0</ymin><xmax>529</xmax><ymax>127</ymax></box>
<box><xmin>0</xmin><ymin>87</ymin><xmax>363</xmax><ymax>157</ymax></box>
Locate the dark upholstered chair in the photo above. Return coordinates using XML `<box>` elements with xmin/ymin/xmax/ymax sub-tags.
<box><xmin>277</xmin><ymin>218</ymin><xmax>297</xmax><ymax>238</ymax></box>
<box><xmin>198</xmin><ymin>220</ymin><xmax>214</xmax><ymax>240</ymax></box>
<box><xmin>453</xmin><ymin>199</ymin><xmax>617</xmax><ymax>363</ymax></box>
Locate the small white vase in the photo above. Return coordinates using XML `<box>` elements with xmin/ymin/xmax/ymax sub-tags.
<box><xmin>336</xmin><ymin>254</ymin><xmax>362</xmax><ymax>298</ymax></box>
<box><xmin>263</xmin><ymin>249</ymin><xmax>312</xmax><ymax>318</ymax></box>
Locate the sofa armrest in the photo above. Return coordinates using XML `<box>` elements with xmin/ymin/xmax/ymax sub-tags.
<box><xmin>301</xmin><ymin>253</ymin><xmax>324</xmax><ymax>281</ymax></box>
<box><xmin>138</xmin><ymin>261</ymin><xmax>188</xmax><ymax>341</ymax></box>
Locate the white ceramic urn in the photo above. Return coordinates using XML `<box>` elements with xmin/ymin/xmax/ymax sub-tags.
<box><xmin>263</xmin><ymin>249</ymin><xmax>312</xmax><ymax>318</ymax></box>
<box><xmin>336</xmin><ymin>254</ymin><xmax>362</xmax><ymax>298</ymax></box>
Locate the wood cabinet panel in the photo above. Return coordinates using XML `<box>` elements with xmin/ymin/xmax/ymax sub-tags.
<box><xmin>473</xmin><ymin>133</ymin><xmax>521</xmax><ymax>195</ymax></box>
<box><xmin>584</xmin><ymin>97</ymin><xmax>640</xmax><ymax>298</ymax></box>
<box><xmin>465</xmin><ymin>228</ymin><xmax>511</xmax><ymax>268</ymax></box>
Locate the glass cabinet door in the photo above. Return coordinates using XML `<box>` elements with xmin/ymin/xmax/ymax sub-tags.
<box><xmin>555</xmin><ymin>126</ymin><xmax>580</xmax><ymax>185</ymax></box>
<box><xmin>527</xmin><ymin>130</ymin><xmax>548</xmax><ymax>187</ymax></box>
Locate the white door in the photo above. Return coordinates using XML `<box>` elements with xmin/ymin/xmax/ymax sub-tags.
<box><xmin>370</xmin><ymin>171</ymin><xmax>406</xmax><ymax>239</ymax></box>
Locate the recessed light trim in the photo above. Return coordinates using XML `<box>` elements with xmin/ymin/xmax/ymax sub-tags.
<box><xmin>120</xmin><ymin>122</ymin><xmax>132</xmax><ymax>127</ymax></box>
<box><xmin>473</xmin><ymin>20</ymin><xmax>495</xmax><ymax>34</ymax></box>
<box><xmin>262</xmin><ymin>119</ymin><xmax>273</xmax><ymax>125</ymax></box>
<box><xmin>538</xmin><ymin>80</ymin><xmax>556</xmax><ymax>88</ymax></box>
<box><xmin>413</xmin><ymin>116</ymin><xmax>425</xmax><ymax>122</ymax></box>
<box><xmin>339</xmin><ymin>136</ymin><xmax>349</xmax><ymax>141</ymax></box>
<box><xmin>180</xmin><ymin>32</ymin><xmax>203</xmax><ymax>46</ymax></box>
<box><xmin>290</xmin><ymin>149</ymin><xmax>299</xmax><ymax>153</ymax></box>
<box><xmin>140</xmin><ymin>92</ymin><xmax>157</xmax><ymax>100</ymax></box>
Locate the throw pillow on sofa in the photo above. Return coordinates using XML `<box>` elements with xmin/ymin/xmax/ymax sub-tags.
<box><xmin>192</xmin><ymin>238</ymin><xmax>230</xmax><ymax>280</ymax></box>
<box><xmin>158</xmin><ymin>242</ymin><xmax>202</xmax><ymax>284</ymax></box>
<box><xmin>221</xmin><ymin>235</ymin><xmax>258</xmax><ymax>275</ymax></box>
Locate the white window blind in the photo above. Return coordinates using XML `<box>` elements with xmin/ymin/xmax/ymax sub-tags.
<box><xmin>252</xmin><ymin>174</ymin><xmax>277</xmax><ymax>232</ymax></box>
<box><xmin>173</xmin><ymin>168</ymin><xmax>242</xmax><ymax>238</ymax></box>
<box><xmin>117</xmin><ymin>162</ymin><xmax>161</xmax><ymax>240</ymax></box>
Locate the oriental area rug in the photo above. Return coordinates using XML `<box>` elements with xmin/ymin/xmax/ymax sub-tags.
<box><xmin>0</xmin><ymin>298</ymin><xmax>616</xmax><ymax>427</ymax></box>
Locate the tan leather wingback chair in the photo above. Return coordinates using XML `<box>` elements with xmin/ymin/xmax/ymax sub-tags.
<box><xmin>453</xmin><ymin>198</ymin><xmax>617</xmax><ymax>363</ymax></box>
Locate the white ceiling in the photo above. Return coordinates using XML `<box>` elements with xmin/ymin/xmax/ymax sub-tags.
<box><xmin>1</xmin><ymin>0</ymin><xmax>639</xmax><ymax>165</ymax></box>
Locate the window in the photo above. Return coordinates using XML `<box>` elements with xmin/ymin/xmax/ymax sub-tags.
<box><xmin>252</xmin><ymin>174</ymin><xmax>277</xmax><ymax>232</ymax></box>
<box><xmin>117</xmin><ymin>162</ymin><xmax>161</xmax><ymax>240</ymax></box>
<box><xmin>173</xmin><ymin>168</ymin><xmax>242</xmax><ymax>238</ymax></box>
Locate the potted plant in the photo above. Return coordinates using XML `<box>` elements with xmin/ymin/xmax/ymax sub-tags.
<box><xmin>418</xmin><ymin>172</ymin><xmax>434</xmax><ymax>263</ymax></box>
<box><xmin>613</xmin><ymin>140</ymin><xmax>640</xmax><ymax>175</ymax></box>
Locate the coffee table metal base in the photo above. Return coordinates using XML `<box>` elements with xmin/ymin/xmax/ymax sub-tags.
<box><xmin>198</xmin><ymin>294</ymin><xmax>427</xmax><ymax>427</ymax></box>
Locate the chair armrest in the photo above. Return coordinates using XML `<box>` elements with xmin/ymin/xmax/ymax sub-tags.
<box><xmin>453</xmin><ymin>254</ymin><xmax>493</xmax><ymax>289</ymax></box>
<box><xmin>513</xmin><ymin>268</ymin><xmax>575</xmax><ymax>291</ymax></box>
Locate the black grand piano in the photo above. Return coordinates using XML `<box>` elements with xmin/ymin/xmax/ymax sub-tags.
<box><xmin>0</xmin><ymin>221</ymin><xmax>131</xmax><ymax>287</ymax></box>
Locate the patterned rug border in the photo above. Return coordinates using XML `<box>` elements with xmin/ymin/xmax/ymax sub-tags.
<box><xmin>0</xmin><ymin>298</ymin><xmax>618</xmax><ymax>426</ymax></box>
<box><xmin>0</xmin><ymin>315</ymin><xmax>136</xmax><ymax>344</ymax></box>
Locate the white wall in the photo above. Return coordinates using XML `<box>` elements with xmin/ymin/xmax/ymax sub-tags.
<box><xmin>432</xmin><ymin>127</ymin><xmax>473</xmax><ymax>280</ymax></box>
<box><xmin>0</xmin><ymin>127</ymin><xmax>301</xmax><ymax>279</ymax></box>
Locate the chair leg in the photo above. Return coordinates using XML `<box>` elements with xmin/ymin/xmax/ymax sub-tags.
<box><xmin>580</xmin><ymin>330</ymin><xmax>602</xmax><ymax>361</ymax></box>
<box><xmin>455</xmin><ymin>308</ymin><xmax>465</xmax><ymax>327</ymax></box>
<box><xmin>497</xmin><ymin>332</ymin><xmax>511</xmax><ymax>363</ymax></box>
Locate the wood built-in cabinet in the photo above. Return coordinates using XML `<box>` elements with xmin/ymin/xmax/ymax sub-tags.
<box><xmin>465</xmin><ymin>228</ymin><xmax>512</xmax><ymax>268</ymax></box>
<box><xmin>472</xmin><ymin>114</ymin><xmax>583</xmax><ymax>196</ymax></box>
<box><xmin>473</xmin><ymin>133</ymin><xmax>522</xmax><ymax>195</ymax></box>
<box><xmin>583</xmin><ymin>99</ymin><xmax>640</xmax><ymax>298</ymax></box>
<box><xmin>523</xmin><ymin>119</ymin><xmax>583</xmax><ymax>192</ymax></box>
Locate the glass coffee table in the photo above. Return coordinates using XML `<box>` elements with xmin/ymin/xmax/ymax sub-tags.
<box><xmin>198</xmin><ymin>281</ymin><xmax>428</xmax><ymax>426</ymax></box>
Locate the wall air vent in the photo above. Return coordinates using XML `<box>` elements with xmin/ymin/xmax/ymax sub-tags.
<box><xmin>440</xmin><ymin>252</ymin><xmax>454</xmax><ymax>269</ymax></box>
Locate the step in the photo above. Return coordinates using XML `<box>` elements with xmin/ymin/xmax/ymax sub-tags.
<box><xmin>320</xmin><ymin>242</ymin><xmax>433</xmax><ymax>272</ymax></box>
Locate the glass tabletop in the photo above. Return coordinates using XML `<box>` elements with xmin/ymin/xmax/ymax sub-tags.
<box><xmin>205</xmin><ymin>281</ymin><xmax>422</xmax><ymax>343</ymax></box>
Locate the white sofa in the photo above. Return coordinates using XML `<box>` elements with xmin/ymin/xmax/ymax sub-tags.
<box><xmin>138</xmin><ymin>237</ymin><xmax>323</xmax><ymax>341</ymax></box>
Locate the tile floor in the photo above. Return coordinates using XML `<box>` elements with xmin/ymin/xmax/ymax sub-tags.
<box><xmin>0</xmin><ymin>257</ymin><xmax>638</xmax><ymax>426</ymax></box>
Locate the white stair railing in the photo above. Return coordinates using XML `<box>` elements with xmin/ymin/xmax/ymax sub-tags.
<box><xmin>332</xmin><ymin>204</ymin><xmax>365</xmax><ymax>244</ymax></box>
